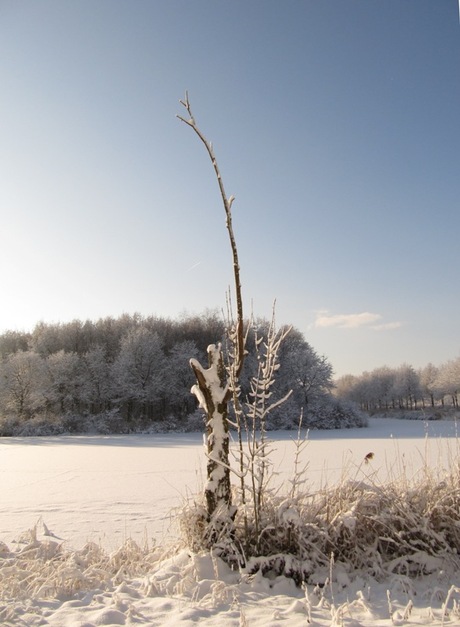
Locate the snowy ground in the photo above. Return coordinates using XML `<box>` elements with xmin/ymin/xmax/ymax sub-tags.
<box><xmin>1</xmin><ymin>417</ymin><xmax>460</xmax><ymax>625</ymax></box>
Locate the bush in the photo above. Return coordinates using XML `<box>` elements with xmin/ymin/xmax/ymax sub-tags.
<box><xmin>0</xmin><ymin>414</ymin><xmax>23</xmax><ymax>437</ymax></box>
<box><xmin>0</xmin><ymin>398</ymin><xmax>366</xmax><ymax>438</ymax></box>
<box><xmin>0</xmin><ymin>413</ymin><xmax>65</xmax><ymax>437</ymax></box>
<box><xmin>178</xmin><ymin>444</ymin><xmax>460</xmax><ymax>584</ymax></box>
<box><xmin>305</xmin><ymin>398</ymin><xmax>368</xmax><ymax>430</ymax></box>
<box><xmin>266</xmin><ymin>396</ymin><xmax>367</xmax><ymax>430</ymax></box>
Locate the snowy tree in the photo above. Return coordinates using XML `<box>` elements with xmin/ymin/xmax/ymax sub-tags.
<box><xmin>334</xmin><ymin>374</ymin><xmax>360</xmax><ymax>404</ymax></box>
<box><xmin>0</xmin><ymin>351</ymin><xmax>46</xmax><ymax>418</ymax></box>
<box><xmin>163</xmin><ymin>340</ymin><xmax>201</xmax><ymax>419</ymax></box>
<box><xmin>419</xmin><ymin>363</ymin><xmax>439</xmax><ymax>408</ymax></box>
<box><xmin>391</xmin><ymin>364</ymin><xmax>421</xmax><ymax>410</ymax></box>
<box><xmin>93</xmin><ymin>315</ymin><xmax>126</xmax><ymax>361</ymax></box>
<box><xmin>43</xmin><ymin>350</ymin><xmax>87</xmax><ymax>414</ymax></box>
<box><xmin>238</xmin><ymin>323</ymin><xmax>334</xmax><ymax>427</ymax></box>
<box><xmin>178</xmin><ymin>93</ymin><xmax>245</xmax><ymax>529</ymax></box>
<box><xmin>0</xmin><ymin>330</ymin><xmax>30</xmax><ymax>358</ymax></box>
<box><xmin>278</xmin><ymin>329</ymin><xmax>333</xmax><ymax>405</ymax></box>
<box><xmin>367</xmin><ymin>366</ymin><xmax>396</xmax><ymax>410</ymax></box>
<box><xmin>435</xmin><ymin>358</ymin><xmax>460</xmax><ymax>408</ymax></box>
<box><xmin>351</xmin><ymin>371</ymin><xmax>375</xmax><ymax>411</ymax></box>
<box><xmin>111</xmin><ymin>327</ymin><xmax>166</xmax><ymax>421</ymax></box>
<box><xmin>60</xmin><ymin>319</ymin><xmax>96</xmax><ymax>355</ymax></box>
<box><xmin>81</xmin><ymin>345</ymin><xmax>113</xmax><ymax>414</ymax></box>
<box><xmin>172</xmin><ymin>311</ymin><xmax>225</xmax><ymax>352</ymax></box>
<box><xmin>30</xmin><ymin>322</ymin><xmax>62</xmax><ymax>357</ymax></box>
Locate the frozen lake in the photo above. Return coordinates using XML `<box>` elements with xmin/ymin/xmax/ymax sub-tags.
<box><xmin>0</xmin><ymin>417</ymin><xmax>458</xmax><ymax>550</ymax></box>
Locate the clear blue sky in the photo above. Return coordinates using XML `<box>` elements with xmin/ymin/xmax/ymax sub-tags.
<box><xmin>1</xmin><ymin>0</ymin><xmax>459</xmax><ymax>377</ymax></box>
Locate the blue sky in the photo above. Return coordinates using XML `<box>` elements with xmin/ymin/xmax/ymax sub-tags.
<box><xmin>1</xmin><ymin>0</ymin><xmax>459</xmax><ymax>377</ymax></box>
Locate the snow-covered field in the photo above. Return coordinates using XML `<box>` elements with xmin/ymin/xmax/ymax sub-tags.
<box><xmin>1</xmin><ymin>417</ymin><xmax>460</xmax><ymax>625</ymax></box>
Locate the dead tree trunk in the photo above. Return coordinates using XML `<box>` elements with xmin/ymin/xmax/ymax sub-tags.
<box><xmin>190</xmin><ymin>344</ymin><xmax>232</xmax><ymax>519</ymax></box>
<box><xmin>177</xmin><ymin>93</ymin><xmax>245</xmax><ymax>528</ymax></box>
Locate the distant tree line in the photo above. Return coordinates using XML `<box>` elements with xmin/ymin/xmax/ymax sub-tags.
<box><xmin>335</xmin><ymin>359</ymin><xmax>460</xmax><ymax>412</ymax></box>
<box><xmin>0</xmin><ymin>312</ymin><xmax>364</xmax><ymax>434</ymax></box>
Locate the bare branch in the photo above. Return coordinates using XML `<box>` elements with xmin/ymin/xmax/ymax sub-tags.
<box><xmin>177</xmin><ymin>94</ymin><xmax>245</xmax><ymax>379</ymax></box>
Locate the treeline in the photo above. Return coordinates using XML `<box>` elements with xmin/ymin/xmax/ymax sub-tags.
<box><xmin>0</xmin><ymin>312</ymin><xmax>226</xmax><ymax>428</ymax></box>
<box><xmin>335</xmin><ymin>359</ymin><xmax>460</xmax><ymax>412</ymax></box>
<box><xmin>0</xmin><ymin>312</ymin><xmax>365</xmax><ymax>435</ymax></box>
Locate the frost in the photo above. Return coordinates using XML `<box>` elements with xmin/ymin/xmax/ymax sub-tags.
<box><xmin>278</xmin><ymin>500</ymin><xmax>301</xmax><ymax>526</ymax></box>
<box><xmin>339</xmin><ymin>508</ymin><xmax>357</xmax><ymax>532</ymax></box>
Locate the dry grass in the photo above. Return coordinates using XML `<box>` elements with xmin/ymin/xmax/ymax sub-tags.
<box><xmin>2</xmin><ymin>445</ymin><xmax>460</xmax><ymax>609</ymax></box>
<box><xmin>0</xmin><ymin>526</ymin><xmax>164</xmax><ymax>604</ymax></box>
<box><xmin>178</xmin><ymin>452</ymin><xmax>460</xmax><ymax>583</ymax></box>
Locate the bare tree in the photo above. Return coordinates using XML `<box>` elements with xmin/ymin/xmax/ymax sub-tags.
<box><xmin>177</xmin><ymin>94</ymin><xmax>245</xmax><ymax>529</ymax></box>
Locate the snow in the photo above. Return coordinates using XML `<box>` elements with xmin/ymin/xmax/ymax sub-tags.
<box><xmin>1</xmin><ymin>417</ymin><xmax>460</xmax><ymax>625</ymax></box>
<box><xmin>190</xmin><ymin>344</ymin><xmax>229</xmax><ymax>408</ymax></box>
<box><xmin>0</xmin><ymin>434</ymin><xmax>205</xmax><ymax>551</ymax></box>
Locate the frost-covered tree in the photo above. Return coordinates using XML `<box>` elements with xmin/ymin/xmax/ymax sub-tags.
<box><xmin>419</xmin><ymin>363</ymin><xmax>439</xmax><ymax>408</ymax></box>
<box><xmin>0</xmin><ymin>330</ymin><xmax>30</xmax><ymax>358</ymax></box>
<box><xmin>338</xmin><ymin>366</ymin><xmax>407</xmax><ymax>411</ymax></box>
<box><xmin>163</xmin><ymin>340</ymin><xmax>201</xmax><ymax>419</ymax></box>
<box><xmin>278</xmin><ymin>329</ymin><xmax>333</xmax><ymax>404</ymax></box>
<box><xmin>235</xmin><ymin>314</ymin><xmax>292</xmax><ymax>549</ymax></box>
<box><xmin>81</xmin><ymin>345</ymin><xmax>113</xmax><ymax>414</ymax></box>
<box><xmin>111</xmin><ymin>327</ymin><xmax>166</xmax><ymax>421</ymax></box>
<box><xmin>30</xmin><ymin>322</ymin><xmax>63</xmax><ymax>357</ymax></box>
<box><xmin>435</xmin><ymin>358</ymin><xmax>460</xmax><ymax>408</ymax></box>
<box><xmin>173</xmin><ymin>311</ymin><xmax>226</xmax><ymax>352</ymax></box>
<box><xmin>60</xmin><ymin>319</ymin><xmax>95</xmax><ymax>355</ymax></box>
<box><xmin>367</xmin><ymin>366</ymin><xmax>396</xmax><ymax>410</ymax></box>
<box><xmin>178</xmin><ymin>93</ymin><xmax>245</xmax><ymax>528</ymax></box>
<box><xmin>391</xmin><ymin>364</ymin><xmax>421</xmax><ymax>409</ymax></box>
<box><xmin>334</xmin><ymin>374</ymin><xmax>360</xmax><ymax>404</ymax></box>
<box><xmin>239</xmin><ymin>324</ymin><xmax>334</xmax><ymax>427</ymax></box>
<box><xmin>0</xmin><ymin>351</ymin><xmax>46</xmax><ymax>418</ymax></box>
<box><xmin>43</xmin><ymin>350</ymin><xmax>87</xmax><ymax>414</ymax></box>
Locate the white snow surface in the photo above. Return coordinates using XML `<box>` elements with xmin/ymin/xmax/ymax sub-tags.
<box><xmin>1</xmin><ymin>417</ymin><xmax>460</xmax><ymax>625</ymax></box>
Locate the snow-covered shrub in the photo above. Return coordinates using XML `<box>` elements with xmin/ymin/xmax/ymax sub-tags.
<box><xmin>369</xmin><ymin>408</ymin><xmax>459</xmax><ymax>422</ymax></box>
<box><xmin>0</xmin><ymin>413</ymin><xmax>66</xmax><ymax>437</ymax></box>
<box><xmin>261</xmin><ymin>394</ymin><xmax>301</xmax><ymax>429</ymax></box>
<box><xmin>142</xmin><ymin>410</ymin><xmax>206</xmax><ymax>433</ymax></box>
<box><xmin>0</xmin><ymin>413</ymin><xmax>23</xmax><ymax>436</ymax></box>
<box><xmin>305</xmin><ymin>397</ymin><xmax>368</xmax><ymax>430</ymax></box>
<box><xmin>264</xmin><ymin>396</ymin><xmax>367</xmax><ymax>430</ymax></box>
<box><xmin>178</xmin><ymin>446</ymin><xmax>460</xmax><ymax>585</ymax></box>
<box><xmin>0</xmin><ymin>410</ymin><xmax>133</xmax><ymax>436</ymax></box>
<box><xmin>81</xmin><ymin>409</ymin><xmax>130</xmax><ymax>434</ymax></box>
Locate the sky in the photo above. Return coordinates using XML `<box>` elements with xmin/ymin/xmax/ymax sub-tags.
<box><xmin>0</xmin><ymin>1</ymin><xmax>459</xmax><ymax>378</ymax></box>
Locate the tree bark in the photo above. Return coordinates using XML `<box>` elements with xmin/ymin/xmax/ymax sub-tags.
<box><xmin>190</xmin><ymin>344</ymin><xmax>232</xmax><ymax>519</ymax></box>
